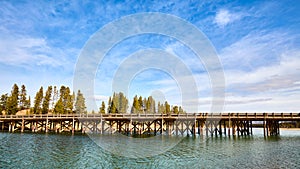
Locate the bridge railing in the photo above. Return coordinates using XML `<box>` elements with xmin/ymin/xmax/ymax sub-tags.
<box><xmin>0</xmin><ymin>113</ymin><xmax>299</xmax><ymax>120</ymax></box>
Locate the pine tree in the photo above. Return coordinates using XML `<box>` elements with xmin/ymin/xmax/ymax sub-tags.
<box><xmin>138</xmin><ymin>96</ymin><xmax>143</xmax><ymax>112</ymax></box>
<box><xmin>58</xmin><ymin>86</ymin><xmax>74</xmax><ymax>114</ymax></box>
<box><xmin>173</xmin><ymin>106</ymin><xmax>179</xmax><ymax>114</ymax></box>
<box><xmin>42</xmin><ymin>86</ymin><xmax>52</xmax><ymax>114</ymax></box>
<box><xmin>75</xmin><ymin>90</ymin><xmax>86</xmax><ymax>114</ymax></box>
<box><xmin>33</xmin><ymin>87</ymin><xmax>43</xmax><ymax>114</ymax></box>
<box><xmin>157</xmin><ymin>102</ymin><xmax>161</xmax><ymax>114</ymax></box>
<box><xmin>99</xmin><ymin>101</ymin><xmax>106</xmax><ymax>114</ymax></box>
<box><xmin>54</xmin><ymin>98</ymin><xmax>64</xmax><ymax>114</ymax></box>
<box><xmin>146</xmin><ymin>96</ymin><xmax>155</xmax><ymax>114</ymax></box>
<box><xmin>109</xmin><ymin>100</ymin><xmax>118</xmax><ymax>114</ymax></box>
<box><xmin>131</xmin><ymin>95</ymin><xmax>140</xmax><ymax>114</ymax></box>
<box><xmin>108</xmin><ymin>92</ymin><xmax>128</xmax><ymax>113</ymax></box>
<box><xmin>164</xmin><ymin>101</ymin><xmax>170</xmax><ymax>114</ymax></box>
<box><xmin>0</xmin><ymin>94</ymin><xmax>8</xmax><ymax>114</ymax></box>
<box><xmin>19</xmin><ymin>85</ymin><xmax>27</xmax><ymax>110</ymax></box>
<box><xmin>6</xmin><ymin>84</ymin><xmax>19</xmax><ymax>115</ymax></box>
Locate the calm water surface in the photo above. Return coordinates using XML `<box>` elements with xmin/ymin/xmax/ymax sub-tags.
<box><xmin>0</xmin><ymin>129</ymin><xmax>299</xmax><ymax>169</ymax></box>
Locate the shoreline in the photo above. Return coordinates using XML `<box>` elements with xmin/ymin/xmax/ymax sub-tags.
<box><xmin>279</xmin><ymin>128</ymin><xmax>300</xmax><ymax>131</ymax></box>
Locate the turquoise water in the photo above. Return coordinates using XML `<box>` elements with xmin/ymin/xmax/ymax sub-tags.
<box><xmin>0</xmin><ymin>129</ymin><xmax>299</xmax><ymax>168</ymax></box>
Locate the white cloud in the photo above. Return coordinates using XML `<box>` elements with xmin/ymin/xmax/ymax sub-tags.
<box><xmin>0</xmin><ymin>34</ymin><xmax>77</xmax><ymax>70</ymax></box>
<box><xmin>220</xmin><ymin>31</ymin><xmax>293</xmax><ymax>70</ymax></box>
<box><xmin>226</xmin><ymin>51</ymin><xmax>300</xmax><ymax>91</ymax></box>
<box><xmin>214</xmin><ymin>9</ymin><xmax>243</xmax><ymax>27</ymax></box>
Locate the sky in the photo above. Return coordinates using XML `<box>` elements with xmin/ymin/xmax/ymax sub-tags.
<box><xmin>0</xmin><ymin>0</ymin><xmax>300</xmax><ymax>113</ymax></box>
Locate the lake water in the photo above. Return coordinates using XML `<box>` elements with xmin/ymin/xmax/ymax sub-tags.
<box><xmin>0</xmin><ymin>129</ymin><xmax>299</xmax><ymax>168</ymax></box>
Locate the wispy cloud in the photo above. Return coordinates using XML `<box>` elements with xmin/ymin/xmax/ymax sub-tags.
<box><xmin>0</xmin><ymin>34</ymin><xmax>77</xmax><ymax>70</ymax></box>
<box><xmin>214</xmin><ymin>9</ymin><xmax>243</xmax><ymax>27</ymax></box>
<box><xmin>226</xmin><ymin>50</ymin><xmax>300</xmax><ymax>92</ymax></box>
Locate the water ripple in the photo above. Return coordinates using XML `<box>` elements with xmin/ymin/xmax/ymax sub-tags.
<box><xmin>0</xmin><ymin>130</ymin><xmax>299</xmax><ymax>168</ymax></box>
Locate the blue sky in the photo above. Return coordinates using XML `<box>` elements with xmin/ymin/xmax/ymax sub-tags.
<box><xmin>0</xmin><ymin>0</ymin><xmax>300</xmax><ymax>112</ymax></box>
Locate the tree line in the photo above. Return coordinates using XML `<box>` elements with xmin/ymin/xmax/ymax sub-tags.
<box><xmin>104</xmin><ymin>92</ymin><xmax>185</xmax><ymax>114</ymax></box>
<box><xmin>1</xmin><ymin>84</ymin><xmax>186</xmax><ymax>115</ymax></box>
<box><xmin>0</xmin><ymin>84</ymin><xmax>86</xmax><ymax>115</ymax></box>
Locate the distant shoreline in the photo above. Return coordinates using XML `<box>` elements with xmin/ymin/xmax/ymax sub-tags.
<box><xmin>280</xmin><ymin>128</ymin><xmax>300</xmax><ymax>131</ymax></box>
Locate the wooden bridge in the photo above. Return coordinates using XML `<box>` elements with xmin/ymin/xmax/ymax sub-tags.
<box><xmin>0</xmin><ymin>113</ymin><xmax>299</xmax><ymax>137</ymax></box>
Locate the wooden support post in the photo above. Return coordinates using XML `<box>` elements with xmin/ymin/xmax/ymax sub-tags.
<box><xmin>51</xmin><ymin>121</ymin><xmax>54</xmax><ymax>132</ymax></box>
<box><xmin>186</xmin><ymin>121</ymin><xmax>190</xmax><ymax>136</ymax></box>
<box><xmin>110</xmin><ymin>121</ymin><xmax>113</xmax><ymax>134</ymax></box>
<box><xmin>169</xmin><ymin>121</ymin><xmax>172</xmax><ymax>135</ymax></box>
<box><xmin>205</xmin><ymin>122</ymin><xmax>209</xmax><ymax>136</ymax></box>
<box><xmin>181</xmin><ymin>120</ymin><xmax>184</xmax><ymax>135</ymax></box>
<box><xmin>200</xmin><ymin>122</ymin><xmax>203</xmax><ymax>136</ymax></box>
<box><xmin>263</xmin><ymin>120</ymin><xmax>266</xmax><ymax>137</ymax></box>
<box><xmin>133</xmin><ymin>122</ymin><xmax>136</xmax><ymax>134</ymax></box>
<box><xmin>101</xmin><ymin>120</ymin><xmax>105</xmax><ymax>134</ymax></box>
<box><xmin>82</xmin><ymin>121</ymin><xmax>86</xmax><ymax>134</ymax></box>
<box><xmin>161</xmin><ymin>119</ymin><xmax>163</xmax><ymax>134</ymax></box>
<box><xmin>223</xmin><ymin>120</ymin><xmax>226</xmax><ymax>136</ymax></box>
<box><xmin>154</xmin><ymin>120</ymin><xmax>157</xmax><ymax>135</ymax></box>
<box><xmin>21</xmin><ymin>118</ymin><xmax>25</xmax><ymax>133</ymax></box>
<box><xmin>46</xmin><ymin>118</ymin><xmax>49</xmax><ymax>133</ymax></box>
<box><xmin>166</xmin><ymin>121</ymin><xmax>170</xmax><ymax>135</ymax></box>
<box><xmin>72</xmin><ymin>118</ymin><xmax>75</xmax><ymax>134</ymax></box>
<box><xmin>250</xmin><ymin>121</ymin><xmax>253</xmax><ymax>135</ymax></box>
<box><xmin>219</xmin><ymin>121</ymin><xmax>222</xmax><ymax>136</ymax></box>
<box><xmin>193</xmin><ymin>119</ymin><xmax>196</xmax><ymax>136</ymax></box>
<box><xmin>232</xmin><ymin>121</ymin><xmax>236</xmax><ymax>136</ymax></box>
<box><xmin>99</xmin><ymin>119</ymin><xmax>101</xmax><ymax>134</ymax></box>
<box><xmin>228</xmin><ymin>119</ymin><xmax>231</xmax><ymax>137</ymax></box>
<box><xmin>263</xmin><ymin>113</ymin><xmax>267</xmax><ymax>137</ymax></box>
<box><xmin>211</xmin><ymin>122</ymin><xmax>214</xmax><ymax>137</ymax></box>
<box><xmin>175</xmin><ymin>121</ymin><xmax>178</xmax><ymax>136</ymax></box>
<box><xmin>172</xmin><ymin>121</ymin><xmax>175</xmax><ymax>134</ymax></box>
<box><xmin>9</xmin><ymin>122</ymin><xmax>11</xmax><ymax>132</ymax></box>
<box><xmin>60</xmin><ymin>121</ymin><xmax>63</xmax><ymax>133</ymax></box>
<box><xmin>139</xmin><ymin>122</ymin><xmax>142</xmax><ymax>135</ymax></box>
<box><xmin>266</xmin><ymin>121</ymin><xmax>269</xmax><ymax>137</ymax></box>
<box><xmin>55</xmin><ymin>122</ymin><xmax>58</xmax><ymax>133</ymax></box>
<box><xmin>12</xmin><ymin>122</ymin><xmax>15</xmax><ymax>132</ymax></box>
<box><xmin>34</xmin><ymin>122</ymin><xmax>37</xmax><ymax>132</ymax></box>
<box><xmin>215</xmin><ymin>121</ymin><xmax>218</xmax><ymax>137</ymax></box>
<box><xmin>247</xmin><ymin>121</ymin><xmax>250</xmax><ymax>135</ymax></box>
<box><xmin>197</xmin><ymin>121</ymin><xmax>200</xmax><ymax>135</ymax></box>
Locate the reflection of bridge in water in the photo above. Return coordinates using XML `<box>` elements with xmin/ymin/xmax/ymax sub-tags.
<box><xmin>1</xmin><ymin>113</ymin><xmax>299</xmax><ymax>137</ymax></box>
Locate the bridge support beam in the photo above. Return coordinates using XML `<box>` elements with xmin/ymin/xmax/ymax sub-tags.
<box><xmin>265</xmin><ymin>120</ymin><xmax>280</xmax><ymax>136</ymax></box>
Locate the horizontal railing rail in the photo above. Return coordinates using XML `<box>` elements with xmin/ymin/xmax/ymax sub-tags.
<box><xmin>0</xmin><ymin>113</ymin><xmax>299</xmax><ymax>120</ymax></box>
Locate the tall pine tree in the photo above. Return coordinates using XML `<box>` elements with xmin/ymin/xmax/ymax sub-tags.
<box><xmin>42</xmin><ymin>86</ymin><xmax>52</xmax><ymax>114</ymax></box>
<box><xmin>99</xmin><ymin>101</ymin><xmax>106</xmax><ymax>114</ymax></box>
<box><xmin>33</xmin><ymin>87</ymin><xmax>43</xmax><ymax>114</ymax></box>
<box><xmin>6</xmin><ymin>84</ymin><xmax>19</xmax><ymax>115</ymax></box>
<box><xmin>75</xmin><ymin>90</ymin><xmax>86</xmax><ymax>114</ymax></box>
